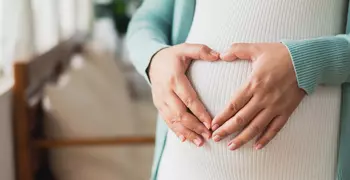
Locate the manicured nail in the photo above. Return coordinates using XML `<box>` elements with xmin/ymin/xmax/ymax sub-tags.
<box><xmin>213</xmin><ymin>135</ymin><xmax>221</xmax><ymax>142</ymax></box>
<box><xmin>201</xmin><ymin>133</ymin><xmax>210</xmax><ymax>140</ymax></box>
<box><xmin>210</xmin><ymin>50</ymin><xmax>219</xmax><ymax>57</ymax></box>
<box><xmin>193</xmin><ymin>138</ymin><xmax>202</xmax><ymax>147</ymax></box>
<box><xmin>220</xmin><ymin>51</ymin><xmax>229</xmax><ymax>58</ymax></box>
<box><xmin>229</xmin><ymin>142</ymin><xmax>237</xmax><ymax>150</ymax></box>
<box><xmin>179</xmin><ymin>135</ymin><xmax>186</xmax><ymax>142</ymax></box>
<box><xmin>212</xmin><ymin>124</ymin><xmax>219</xmax><ymax>131</ymax></box>
<box><xmin>255</xmin><ymin>144</ymin><xmax>263</xmax><ymax>150</ymax></box>
<box><xmin>204</xmin><ymin>122</ymin><xmax>211</xmax><ymax>129</ymax></box>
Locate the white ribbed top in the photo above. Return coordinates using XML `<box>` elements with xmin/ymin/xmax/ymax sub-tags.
<box><xmin>157</xmin><ymin>0</ymin><xmax>346</xmax><ymax>180</ymax></box>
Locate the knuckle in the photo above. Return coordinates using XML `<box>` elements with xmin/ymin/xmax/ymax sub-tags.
<box><xmin>234</xmin><ymin>115</ymin><xmax>245</xmax><ymax>126</ymax></box>
<box><xmin>184</xmin><ymin>131</ymin><xmax>195</xmax><ymax>139</ymax></box>
<box><xmin>271</xmin><ymin>126</ymin><xmax>282</xmax><ymax>134</ymax></box>
<box><xmin>217</xmin><ymin>128</ymin><xmax>229</xmax><ymax>137</ymax></box>
<box><xmin>168</xmin><ymin>123</ymin><xmax>178</xmax><ymax>132</ymax></box>
<box><xmin>235</xmin><ymin>138</ymin><xmax>245</xmax><ymax>145</ymax></box>
<box><xmin>221</xmin><ymin>129</ymin><xmax>229</xmax><ymax>137</ymax></box>
<box><xmin>184</xmin><ymin>96</ymin><xmax>195</xmax><ymax>107</ymax></box>
<box><xmin>229</xmin><ymin>102</ymin><xmax>238</xmax><ymax>112</ymax></box>
<box><xmin>180</xmin><ymin>114</ymin><xmax>191</xmax><ymax>124</ymax></box>
<box><xmin>260</xmin><ymin>137</ymin><xmax>270</xmax><ymax>144</ymax></box>
<box><xmin>191</xmin><ymin>126</ymin><xmax>201</xmax><ymax>133</ymax></box>
<box><xmin>249</xmin><ymin>77</ymin><xmax>264</xmax><ymax>90</ymax></box>
<box><xmin>173</xmin><ymin>125</ymin><xmax>184</xmax><ymax>134</ymax></box>
<box><xmin>199</xmin><ymin>112</ymin><xmax>210</xmax><ymax>122</ymax></box>
<box><xmin>249</xmin><ymin>124</ymin><xmax>262</xmax><ymax>134</ymax></box>
<box><xmin>170</xmin><ymin>114</ymin><xmax>182</xmax><ymax>125</ymax></box>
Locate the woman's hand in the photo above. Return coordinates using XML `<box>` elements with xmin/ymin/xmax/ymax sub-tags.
<box><xmin>149</xmin><ymin>43</ymin><xmax>220</xmax><ymax>147</ymax></box>
<box><xmin>211</xmin><ymin>43</ymin><xmax>306</xmax><ymax>150</ymax></box>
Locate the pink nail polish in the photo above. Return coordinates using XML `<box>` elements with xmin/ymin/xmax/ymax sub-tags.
<box><xmin>179</xmin><ymin>135</ymin><xmax>186</xmax><ymax>142</ymax></box>
<box><xmin>255</xmin><ymin>144</ymin><xmax>263</xmax><ymax>150</ymax></box>
<box><xmin>212</xmin><ymin>124</ymin><xmax>219</xmax><ymax>131</ymax></box>
<box><xmin>229</xmin><ymin>143</ymin><xmax>237</xmax><ymax>150</ymax></box>
<box><xmin>213</xmin><ymin>135</ymin><xmax>221</xmax><ymax>142</ymax></box>
<box><xmin>193</xmin><ymin>139</ymin><xmax>202</xmax><ymax>147</ymax></box>
<box><xmin>210</xmin><ymin>50</ymin><xmax>219</xmax><ymax>57</ymax></box>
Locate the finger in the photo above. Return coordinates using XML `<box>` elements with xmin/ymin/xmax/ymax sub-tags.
<box><xmin>181</xmin><ymin>112</ymin><xmax>212</xmax><ymax>140</ymax></box>
<box><xmin>220</xmin><ymin>43</ymin><xmax>259</xmax><ymax>61</ymax></box>
<box><xmin>172</xmin><ymin>123</ymin><xmax>205</xmax><ymax>147</ymax></box>
<box><xmin>166</xmin><ymin>91</ymin><xmax>211</xmax><ymax>139</ymax></box>
<box><xmin>227</xmin><ymin>110</ymin><xmax>275</xmax><ymax>150</ymax></box>
<box><xmin>159</xmin><ymin>102</ymin><xmax>204</xmax><ymax>146</ymax></box>
<box><xmin>212</xmin><ymin>82</ymin><xmax>253</xmax><ymax>131</ymax></box>
<box><xmin>157</xmin><ymin>101</ymin><xmax>186</xmax><ymax>142</ymax></box>
<box><xmin>176</xmin><ymin>43</ymin><xmax>220</xmax><ymax>61</ymax></box>
<box><xmin>254</xmin><ymin>116</ymin><xmax>288</xmax><ymax>150</ymax></box>
<box><xmin>174</xmin><ymin>74</ymin><xmax>212</xmax><ymax>129</ymax></box>
<box><xmin>212</xmin><ymin>97</ymin><xmax>262</xmax><ymax>142</ymax></box>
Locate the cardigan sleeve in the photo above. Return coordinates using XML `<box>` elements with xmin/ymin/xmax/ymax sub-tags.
<box><xmin>281</xmin><ymin>2</ymin><xmax>350</xmax><ymax>94</ymax></box>
<box><xmin>281</xmin><ymin>35</ymin><xmax>350</xmax><ymax>94</ymax></box>
<box><xmin>126</xmin><ymin>0</ymin><xmax>174</xmax><ymax>84</ymax></box>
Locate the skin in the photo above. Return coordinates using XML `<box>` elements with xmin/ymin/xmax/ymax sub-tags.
<box><xmin>149</xmin><ymin>43</ymin><xmax>220</xmax><ymax>147</ymax></box>
<box><xmin>211</xmin><ymin>43</ymin><xmax>306</xmax><ymax>150</ymax></box>
<box><xmin>150</xmin><ymin>42</ymin><xmax>305</xmax><ymax>150</ymax></box>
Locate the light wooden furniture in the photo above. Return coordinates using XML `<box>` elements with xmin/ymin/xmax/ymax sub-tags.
<box><xmin>12</xmin><ymin>34</ymin><xmax>155</xmax><ymax>180</ymax></box>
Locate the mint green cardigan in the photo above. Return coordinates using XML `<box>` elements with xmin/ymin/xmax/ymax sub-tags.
<box><xmin>126</xmin><ymin>0</ymin><xmax>350</xmax><ymax>179</ymax></box>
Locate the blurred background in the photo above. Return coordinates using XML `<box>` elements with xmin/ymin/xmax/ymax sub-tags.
<box><xmin>0</xmin><ymin>0</ymin><xmax>159</xmax><ymax>180</ymax></box>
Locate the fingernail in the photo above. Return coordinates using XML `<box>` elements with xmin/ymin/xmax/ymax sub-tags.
<box><xmin>212</xmin><ymin>124</ymin><xmax>219</xmax><ymax>131</ymax></box>
<box><xmin>204</xmin><ymin>122</ymin><xmax>211</xmax><ymax>129</ymax></box>
<box><xmin>220</xmin><ymin>51</ymin><xmax>229</xmax><ymax>59</ymax></box>
<box><xmin>213</xmin><ymin>135</ymin><xmax>221</xmax><ymax>142</ymax></box>
<box><xmin>255</xmin><ymin>144</ymin><xmax>263</xmax><ymax>150</ymax></box>
<box><xmin>193</xmin><ymin>138</ymin><xmax>202</xmax><ymax>147</ymax></box>
<box><xmin>210</xmin><ymin>50</ymin><xmax>219</xmax><ymax>57</ymax></box>
<box><xmin>201</xmin><ymin>133</ymin><xmax>210</xmax><ymax>140</ymax></box>
<box><xmin>229</xmin><ymin>142</ymin><xmax>237</xmax><ymax>150</ymax></box>
<box><xmin>179</xmin><ymin>135</ymin><xmax>186</xmax><ymax>142</ymax></box>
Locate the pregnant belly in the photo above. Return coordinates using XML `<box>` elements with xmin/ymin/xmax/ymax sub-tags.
<box><xmin>188</xmin><ymin>60</ymin><xmax>252</xmax><ymax>116</ymax></box>
<box><xmin>157</xmin><ymin>60</ymin><xmax>341</xmax><ymax>180</ymax></box>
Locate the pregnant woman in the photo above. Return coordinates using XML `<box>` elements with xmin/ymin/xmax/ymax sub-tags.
<box><xmin>127</xmin><ymin>0</ymin><xmax>350</xmax><ymax>180</ymax></box>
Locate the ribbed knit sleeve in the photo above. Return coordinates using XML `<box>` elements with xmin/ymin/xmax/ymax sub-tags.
<box><xmin>282</xmin><ymin>35</ymin><xmax>350</xmax><ymax>94</ymax></box>
<box><xmin>126</xmin><ymin>0</ymin><xmax>173</xmax><ymax>85</ymax></box>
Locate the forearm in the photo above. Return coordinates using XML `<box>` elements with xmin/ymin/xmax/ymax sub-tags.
<box><xmin>126</xmin><ymin>0</ymin><xmax>173</xmax><ymax>83</ymax></box>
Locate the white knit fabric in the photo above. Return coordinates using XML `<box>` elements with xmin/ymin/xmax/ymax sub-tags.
<box><xmin>157</xmin><ymin>0</ymin><xmax>347</xmax><ymax>180</ymax></box>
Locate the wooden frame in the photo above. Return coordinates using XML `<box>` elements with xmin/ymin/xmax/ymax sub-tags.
<box><xmin>12</xmin><ymin>34</ymin><xmax>155</xmax><ymax>180</ymax></box>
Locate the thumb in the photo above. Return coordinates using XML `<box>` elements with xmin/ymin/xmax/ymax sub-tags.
<box><xmin>220</xmin><ymin>43</ymin><xmax>258</xmax><ymax>61</ymax></box>
<box><xmin>176</xmin><ymin>43</ymin><xmax>220</xmax><ymax>61</ymax></box>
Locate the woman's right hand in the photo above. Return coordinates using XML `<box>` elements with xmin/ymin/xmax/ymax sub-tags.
<box><xmin>149</xmin><ymin>43</ymin><xmax>219</xmax><ymax>147</ymax></box>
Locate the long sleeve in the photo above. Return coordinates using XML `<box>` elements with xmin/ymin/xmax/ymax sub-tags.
<box><xmin>281</xmin><ymin>3</ymin><xmax>350</xmax><ymax>94</ymax></box>
<box><xmin>126</xmin><ymin>0</ymin><xmax>174</xmax><ymax>84</ymax></box>
<box><xmin>282</xmin><ymin>35</ymin><xmax>350</xmax><ymax>94</ymax></box>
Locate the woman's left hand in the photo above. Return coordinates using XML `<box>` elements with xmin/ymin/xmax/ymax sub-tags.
<box><xmin>211</xmin><ymin>43</ymin><xmax>306</xmax><ymax>150</ymax></box>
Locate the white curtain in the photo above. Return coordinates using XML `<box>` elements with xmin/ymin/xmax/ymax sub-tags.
<box><xmin>0</xmin><ymin>0</ymin><xmax>93</xmax><ymax>76</ymax></box>
<box><xmin>32</xmin><ymin>0</ymin><xmax>60</xmax><ymax>53</ymax></box>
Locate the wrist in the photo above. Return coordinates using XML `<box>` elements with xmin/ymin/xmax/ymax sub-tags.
<box><xmin>147</xmin><ymin>47</ymin><xmax>170</xmax><ymax>83</ymax></box>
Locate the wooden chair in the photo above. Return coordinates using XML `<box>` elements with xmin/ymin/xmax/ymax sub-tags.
<box><xmin>12</xmin><ymin>34</ymin><xmax>155</xmax><ymax>180</ymax></box>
